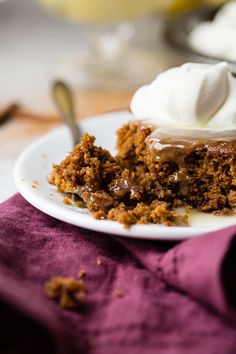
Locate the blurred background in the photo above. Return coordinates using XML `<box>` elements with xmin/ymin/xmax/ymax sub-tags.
<box><xmin>0</xmin><ymin>0</ymin><xmax>228</xmax><ymax>115</ymax></box>
<box><xmin>0</xmin><ymin>0</ymin><xmax>232</xmax><ymax>201</ymax></box>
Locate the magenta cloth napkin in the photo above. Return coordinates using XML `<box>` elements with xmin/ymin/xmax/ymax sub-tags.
<box><xmin>0</xmin><ymin>194</ymin><xmax>236</xmax><ymax>354</ymax></box>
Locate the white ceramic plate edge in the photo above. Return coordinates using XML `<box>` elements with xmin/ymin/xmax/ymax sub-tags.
<box><xmin>14</xmin><ymin>112</ymin><xmax>236</xmax><ymax>241</ymax></box>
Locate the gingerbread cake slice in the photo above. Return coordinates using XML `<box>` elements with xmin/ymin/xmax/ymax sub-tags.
<box><xmin>49</xmin><ymin>61</ymin><xmax>236</xmax><ymax>227</ymax></box>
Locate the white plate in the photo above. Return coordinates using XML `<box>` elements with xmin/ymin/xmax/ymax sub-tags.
<box><xmin>14</xmin><ymin>111</ymin><xmax>236</xmax><ymax>241</ymax></box>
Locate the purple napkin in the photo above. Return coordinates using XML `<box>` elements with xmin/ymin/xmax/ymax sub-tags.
<box><xmin>0</xmin><ymin>194</ymin><xmax>236</xmax><ymax>354</ymax></box>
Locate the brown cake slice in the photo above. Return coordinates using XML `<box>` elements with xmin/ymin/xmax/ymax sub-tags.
<box><xmin>49</xmin><ymin>121</ymin><xmax>236</xmax><ymax>227</ymax></box>
<box><xmin>116</xmin><ymin>121</ymin><xmax>236</xmax><ymax>213</ymax></box>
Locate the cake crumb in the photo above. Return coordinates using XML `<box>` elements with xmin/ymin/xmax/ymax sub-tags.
<box><xmin>78</xmin><ymin>269</ymin><xmax>86</xmax><ymax>278</ymax></box>
<box><xmin>44</xmin><ymin>276</ymin><xmax>86</xmax><ymax>310</ymax></box>
<box><xmin>88</xmin><ymin>336</ymin><xmax>96</xmax><ymax>348</ymax></box>
<box><xmin>185</xmin><ymin>205</ymin><xmax>192</xmax><ymax>213</ymax></box>
<box><xmin>96</xmin><ymin>258</ymin><xmax>103</xmax><ymax>266</ymax></box>
<box><xmin>63</xmin><ymin>197</ymin><xmax>72</xmax><ymax>205</ymax></box>
<box><xmin>112</xmin><ymin>289</ymin><xmax>124</xmax><ymax>298</ymax></box>
<box><xmin>32</xmin><ymin>180</ymin><xmax>39</xmax><ymax>189</ymax></box>
<box><xmin>76</xmin><ymin>200</ymin><xmax>85</xmax><ymax>208</ymax></box>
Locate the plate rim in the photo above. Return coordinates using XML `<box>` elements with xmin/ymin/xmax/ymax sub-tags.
<box><xmin>14</xmin><ymin>111</ymin><xmax>236</xmax><ymax>241</ymax></box>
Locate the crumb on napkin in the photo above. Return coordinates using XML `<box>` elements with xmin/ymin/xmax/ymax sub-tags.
<box><xmin>88</xmin><ymin>336</ymin><xmax>96</xmax><ymax>348</ymax></box>
<box><xmin>78</xmin><ymin>269</ymin><xmax>86</xmax><ymax>278</ymax></box>
<box><xmin>44</xmin><ymin>276</ymin><xmax>86</xmax><ymax>310</ymax></box>
<box><xmin>112</xmin><ymin>289</ymin><xmax>124</xmax><ymax>298</ymax></box>
<box><xmin>96</xmin><ymin>258</ymin><xmax>103</xmax><ymax>266</ymax></box>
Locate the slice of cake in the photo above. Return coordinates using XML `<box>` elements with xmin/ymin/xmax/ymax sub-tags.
<box><xmin>49</xmin><ymin>62</ymin><xmax>236</xmax><ymax>227</ymax></box>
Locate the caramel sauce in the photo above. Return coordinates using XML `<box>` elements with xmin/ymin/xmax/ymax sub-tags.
<box><xmin>109</xmin><ymin>177</ymin><xmax>140</xmax><ymax>199</ymax></box>
<box><xmin>146</xmin><ymin>127</ymin><xmax>236</xmax><ymax>198</ymax></box>
<box><xmin>74</xmin><ymin>185</ymin><xmax>113</xmax><ymax>208</ymax></box>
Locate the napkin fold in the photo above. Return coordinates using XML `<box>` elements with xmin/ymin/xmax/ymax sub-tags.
<box><xmin>119</xmin><ymin>228</ymin><xmax>236</xmax><ymax>323</ymax></box>
<box><xmin>0</xmin><ymin>194</ymin><xmax>236</xmax><ymax>354</ymax></box>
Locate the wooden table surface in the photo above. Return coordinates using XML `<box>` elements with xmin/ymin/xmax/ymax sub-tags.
<box><xmin>0</xmin><ymin>90</ymin><xmax>133</xmax><ymax>202</ymax></box>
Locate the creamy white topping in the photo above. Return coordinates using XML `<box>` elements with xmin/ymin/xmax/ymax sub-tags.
<box><xmin>188</xmin><ymin>1</ymin><xmax>236</xmax><ymax>62</ymax></box>
<box><xmin>130</xmin><ymin>62</ymin><xmax>236</xmax><ymax>135</ymax></box>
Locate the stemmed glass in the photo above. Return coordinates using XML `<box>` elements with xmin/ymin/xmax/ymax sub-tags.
<box><xmin>38</xmin><ymin>0</ymin><xmax>172</xmax><ymax>90</ymax></box>
<box><xmin>38</xmin><ymin>0</ymin><xmax>220</xmax><ymax>89</ymax></box>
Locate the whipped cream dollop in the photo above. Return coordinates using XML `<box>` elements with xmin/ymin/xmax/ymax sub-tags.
<box><xmin>188</xmin><ymin>1</ymin><xmax>236</xmax><ymax>62</ymax></box>
<box><xmin>130</xmin><ymin>62</ymin><xmax>236</xmax><ymax>135</ymax></box>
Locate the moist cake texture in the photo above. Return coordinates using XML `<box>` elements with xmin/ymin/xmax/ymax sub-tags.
<box><xmin>49</xmin><ymin>121</ymin><xmax>236</xmax><ymax>227</ymax></box>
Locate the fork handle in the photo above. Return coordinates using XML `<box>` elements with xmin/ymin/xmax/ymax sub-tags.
<box><xmin>52</xmin><ymin>80</ymin><xmax>81</xmax><ymax>146</ymax></box>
